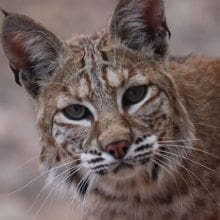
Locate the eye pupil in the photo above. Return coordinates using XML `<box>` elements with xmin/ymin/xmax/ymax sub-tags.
<box><xmin>123</xmin><ymin>85</ymin><xmax>147</xmax><ymax>106</ymax></box>
<box><xmin>74</xmin><ymin>105</ymin><xmax>82</xmax><ymax>113</ymax></box>
<box><xmin>62</xmin><ymin>104</ymin><xmax>90</xmax><ymax>120</ymax></box>
<box><xmin>130</xmin><ymin>88</ymin><xmax>140</xmax><ymax>98</ymax></box>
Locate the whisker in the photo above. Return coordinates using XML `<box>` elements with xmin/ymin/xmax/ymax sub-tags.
<box><xmin>152</xmin><ymin>159</ymin><xmax>184</xmax><ymax>216</ymax></box>
<box><xmin>32</xmin><ymin>165</ymin><xmax>84</xmax><ymax>220</ymax></box>
<box><xmin>76</xmin><ymin>170</ymin><xmax>92</xmax><ymax>197</ymax></box>
<box><xmin>77</xmin><ymin>171</ymin><xmax>93</xmax><ymax>220</ymax></box>
<box><xmin>28</xmin><ymin>163</ymin><xmax>83</xmax><ymax>212</ymax></box>
<box><xmin>158</xmin><ymin>138</ymin><xmax>199</xmax><ymax>143</ymax></box>
<box><xmin>0</xmin><ymin>157</ymin><xmax>81</xmax><ymax>197</ymax></box>
<box><xmin>65</xmin><ymin>171</ymin><xmax>95</xmax><ymax>220</ymax></box>
<box><xmin>12</xmin><ymin>153</ymin><xmax>49</xmax><ymax>171</ymax></box>
<box><xmin>194</xmin><ymin>122</ymin><xmax>220</xmax><ymax>129</ymax></box>
<box><xmin>157</xmin><ymin>149</ymin><xmax>216</xmax><ymax>173</ymax></box>
<box><xmin>155</xmin><ymin>152</ymin><xmax>218</xmax><ymax>205</ymax></box>
<box><xmin>155</xmin><ymin>154</ymin><xmax>196</xmax><ymax>208</ymax></box>
<box><xmin>159</xmin><ymin>144</ymin><xmax>220</xmax><ymax>159</ymax></box>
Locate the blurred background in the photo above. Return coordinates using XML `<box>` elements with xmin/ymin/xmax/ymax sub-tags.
<box><xmin>0</xmin><ymin>0</ymin><xmax>219</xmax><ymax>219</ymax></box>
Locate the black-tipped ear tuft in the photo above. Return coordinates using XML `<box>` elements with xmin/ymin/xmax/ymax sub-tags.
<box><xmin>10</xmin><ymin>65</ymin><xmax>22</xmax><ymax>86</ymax></box>
<box><xmin>0</xmin><ymin>8</ymin><xmax>9</xmax><ymax>17</ymax></box>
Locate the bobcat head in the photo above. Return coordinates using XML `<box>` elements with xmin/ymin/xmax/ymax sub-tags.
<box><xmin>1</xmin><ymin>0</ymin><xmax>195</xmax><ymax>199</ymax></box>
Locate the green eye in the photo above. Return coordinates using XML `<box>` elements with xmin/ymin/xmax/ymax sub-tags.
<box><xmin>62</xmin><ymin>104</ymin><xmax>91</xmax><ymax>120</ymax></box>
<box><xmin>123</xmin><ymin>85</ymin><xmax>147</xmax><ymax>106</ymax></box>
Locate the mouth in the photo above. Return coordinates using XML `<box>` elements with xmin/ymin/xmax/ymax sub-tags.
<box><xmin>113</xmin><ymin>161</ymin><xmax>134</xmax><ymax>174</ymax></box>
<box><xmin>93</xmin><ymin>157</ymin><xmax>152</xmax><ymax>177</ymax></box>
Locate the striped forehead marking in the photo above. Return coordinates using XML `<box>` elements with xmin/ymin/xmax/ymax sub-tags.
<box><xmin>83</xmin><ymin>42</ymin><xmax>130</xmax><ymax>86</ymax></box>
<box><xmin>83</xmin><ymin>41</ymin><xmax>104</xmax><ymax>90</ymax></box>
<box><xmin>75</xmin><ymin>38</ymin><xmax>132</xmax><ymax>98</ymax></box>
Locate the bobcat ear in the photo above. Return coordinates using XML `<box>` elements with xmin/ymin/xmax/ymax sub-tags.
<box><xmin>1</xmin><ymin>8</ymin><xmax>9</xmax><ymax>17</ymax></box>
<box><xmin>1</xmin><ymin>12</ymin><xmax>66</xmax><ymax>98</ymax></box>
<box><xmin>110</xmin><ymin>0</ymin><xmax>171</xmax><ymax>60</ymax></box>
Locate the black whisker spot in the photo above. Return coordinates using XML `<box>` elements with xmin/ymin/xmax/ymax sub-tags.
<box><xmin>135</xmin><ymin>137</ymin><xmax>143</xmax><ymax>144</ymax></box>
<box><xmin>135</xmin><ymin>144</ymin><xmax>151</xmax><ymax>152</ymax></box>
<box><xmin>134</xmin><ymin>152</ymin><xmax>151</xmax><ymax>160</ymax></box>
<box><xmin>92</xmin><ymin>164</ymin><xmax>110</xmax><ymax>170</ymax></box>
<box><xmin>88</xmin><ymin>150</ymin><xmax>102</xmax><ymax>156</ymax></box>
<box><xmin>88</xmin><ymin>157</ymin><xmax>104</xmax><ymax>164</ymax></box>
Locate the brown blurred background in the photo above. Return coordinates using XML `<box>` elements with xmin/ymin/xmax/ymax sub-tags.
<box><xmin>0</xmin><ymin>0</ymin><xmax>219</xmax><ymax>220</ymax></box>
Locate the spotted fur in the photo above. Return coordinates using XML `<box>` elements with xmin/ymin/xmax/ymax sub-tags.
<box><xmin>1</xmin><ymin>0</ymin><xmax>220</xmax><ymax>219</ymax></box>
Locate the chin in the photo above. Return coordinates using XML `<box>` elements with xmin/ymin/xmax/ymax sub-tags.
<box><xmin>106</xmin><ymin>162</ymin><xmax>152</xmax><ymax>182</ymax></box>
<box><xmin>109</xmin><ymin>166</ymin><xmax>138</xmax><ymax>180</ymax></box>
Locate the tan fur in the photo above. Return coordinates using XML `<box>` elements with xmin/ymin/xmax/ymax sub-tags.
<box><xmin>1</xmin><ymin>1</ymin><xmax>220</xmax><ymax>219</ymax></box>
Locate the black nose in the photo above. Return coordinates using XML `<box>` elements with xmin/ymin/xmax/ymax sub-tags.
<box><xmin>106</xmin><ymin>140</ymin><xmax>129</xmax><ymax>159</ymax></box>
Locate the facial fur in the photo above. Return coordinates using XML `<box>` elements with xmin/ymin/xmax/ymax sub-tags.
<box><xmin>37</xmin><ymin>37</ymin><xmax>195</xmax><ymax>204</ymax></box>
<box><xmin>1</xmin><ymin>1</ymin><xmax>219</xmax><ymax>219</ymax></box>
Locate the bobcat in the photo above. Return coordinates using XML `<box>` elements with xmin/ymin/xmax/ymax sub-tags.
<box><xmin>1</xmin><ymin>0</ymin><xmax>220</xmax><ymax>219</ymax></box>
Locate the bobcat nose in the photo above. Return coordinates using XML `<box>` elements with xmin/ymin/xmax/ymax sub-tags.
<box><xmin>106</xmin><ymin>140</ymin><xmax>129</xmax><ymax>159</ymax></box>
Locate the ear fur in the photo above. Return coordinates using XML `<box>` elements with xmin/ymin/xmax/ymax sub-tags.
<box><xmin>110</xmin><ymin>0</ymin><xmax>171</xmax><ymax>60</ymax></box>
<box><xmin>1</xmin><ymin>12</ymin><xmax>66</xmax><ymax>98</ymax></box>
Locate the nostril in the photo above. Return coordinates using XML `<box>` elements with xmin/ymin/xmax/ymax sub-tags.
<box><xmin>122</xmin><ymin>145</ymin><xmax>128</xmax><ymax>153</ymax></box>
<box><xmin>108</xmin><ymin>149</ymin><xmax>115</xmax><ymax>156</ymax></box>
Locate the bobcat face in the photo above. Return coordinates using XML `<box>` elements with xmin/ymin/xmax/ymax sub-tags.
<box><xmin>51</xmin><ymin>49</ymin><xmax>172</xmax><ymax>181</ymax></box>
<box><xmin>38</xmin><ymin>40</ymin><xmax>191</xmax><ymax>196</ymax></box>
<box><xmin>1</xmin><ymin>0</ymin><xmax>195</xmax><ymax>199</ymax></box>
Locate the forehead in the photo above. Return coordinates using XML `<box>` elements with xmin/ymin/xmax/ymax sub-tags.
<box><xmin>68</xmin><ymin>36</ymin><xmax>132</xmax><ymax>89</ymax></box>
<box><xmin>51</xmin><ymin>35</ymin><xmax>159</xmax><ymax>106</ymax></box>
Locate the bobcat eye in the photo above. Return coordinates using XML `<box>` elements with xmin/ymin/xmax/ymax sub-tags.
<box><xmin>123</xmin><ymin>85</ymin><xmax>147</xmax><ymax>106</ymax></box>
<box><xmin>62</xmin><ymin>104</ymin><xmax>91</xmax><ymax>120</ymax></box>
